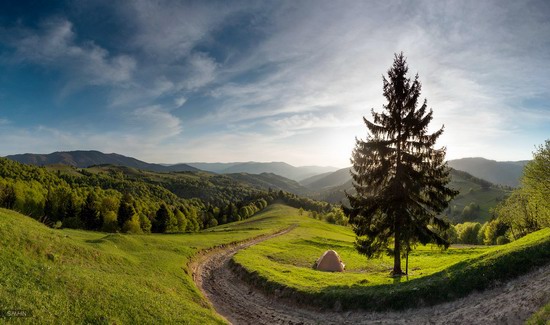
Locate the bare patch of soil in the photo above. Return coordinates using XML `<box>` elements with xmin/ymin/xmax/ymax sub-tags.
<box><xmin>191</xmin><ymin>228</ymin><xmax>550</xmax><ymax>324</ymax></box>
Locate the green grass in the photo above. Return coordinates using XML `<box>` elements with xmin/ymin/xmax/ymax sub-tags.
<box><xmin>2</xmin><ymin>204</ymin><xmax>549</xmax><ymax>322</ymax></box>
<box><xmin>233</xmin><ymin>209</ymin><xmax>550</xmax><ymax>310</ymax></box>
<box><xmin>527</xmin><ymin>302</ymin><xmax>550</xmax><ymax>325</ymax></box>
<box><xmin>0</xmin><ymin>205</ymin><xmax>297</xmax><ymax>324</ymax></box>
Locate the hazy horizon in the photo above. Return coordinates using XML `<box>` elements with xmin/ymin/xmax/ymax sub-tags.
<box><xmin>0</xmin><ymin>1</ymin><xmax>548</xmax><ymax>168</ymax></box>
<box><xmin>5</xmin><ymin>149</ymin><xmax>531</xmax><ymax>169</ymax></box>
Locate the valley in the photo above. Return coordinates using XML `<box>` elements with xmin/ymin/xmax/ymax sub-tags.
<box><xmin>0</xmin><ymin>151</ymin><xmax>547</xmax><ymax>324</ymax></box>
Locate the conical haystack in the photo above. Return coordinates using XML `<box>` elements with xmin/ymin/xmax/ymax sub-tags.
<box><xmin>315</xmin><ymin>250</ymin><xmax>345</xmax><ymax>272</ymax></box>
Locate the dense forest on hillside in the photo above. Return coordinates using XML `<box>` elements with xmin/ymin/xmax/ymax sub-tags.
<box><xmin>0</xmin><ymin>158</ymin><xmax>332</xmax><ymax>234</ymax></box>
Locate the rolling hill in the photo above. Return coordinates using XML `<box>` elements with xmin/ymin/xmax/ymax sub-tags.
<box><xmin>48</xmin><ymin>164</ymin><xmax>311</xmax><ymax>202</ymax></box>
<box><xmin>5</xmin><ymin>150</ymin><xmax>199</xmax><ymax>173</ymax></box>
<box><xmin>447</xmin><ymin>157</ymin><xmax>528</xmax><ymax>188</ymax></box>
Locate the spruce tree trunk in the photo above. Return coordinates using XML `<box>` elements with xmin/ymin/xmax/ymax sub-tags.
<box><xmin>405</xmin><ymin>246</ymin><xmax>409</xmax><ymax>275</ymax></box>
<box><xmin>393</xmin><ymin>219</ymin><xmax>403</xmax><ymax>275</ymax></box>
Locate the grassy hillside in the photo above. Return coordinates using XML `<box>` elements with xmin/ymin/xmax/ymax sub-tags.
<box><xmin>446</xmin><ymin>169</ymin><xmax>511</xmax><ymax>222</ymax></box>
<box><xmin>0</xmin><ymin>205</ymin><xmax>297</xmax><ymax>323</ymax></box>
<box><xmin>2</xmin><ymin>204</ymin><xmax>548</xmax><ymax>322</ymax></box>
<box><xmin>233</xmin><ymin>212</ymin><xmax>550</xmax><ymax>310</ymax></box>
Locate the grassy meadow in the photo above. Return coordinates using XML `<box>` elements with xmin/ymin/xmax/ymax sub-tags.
<box><xmin>0</xmin><ymin>205</ymin><xmax>297</xmax><ymax>324</ymax></box>
<box><xmin>233</xmin><ymin>206</ymin><xmax>550</xmax><ymax>310</ymax></box>
<box><xmin>1</xmin><ymin>203</ymin><xmax>549</xmax><ymax>322</ymax></box>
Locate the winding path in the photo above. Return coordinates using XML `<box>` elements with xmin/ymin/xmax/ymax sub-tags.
<box><xmin>191</xmin><ymin>227</ymin><xmax>550</xmax><ymax>324</ymax></box>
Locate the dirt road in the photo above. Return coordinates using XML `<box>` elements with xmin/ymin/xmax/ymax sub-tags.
<box><xmin>191</xmin><ymin>228</ymin><xmax>550</xmax><ymax>324</ymax></box>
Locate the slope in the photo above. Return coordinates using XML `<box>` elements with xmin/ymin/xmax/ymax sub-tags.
<box><xmin>0</xmin><ymin>205</ymin><xmax>298</xmax><ymax>323</ymax></box>
<box><xmin>52</xmin><ymin>164</ymin><xmax>311</xmax><ymax>203</ymax></box>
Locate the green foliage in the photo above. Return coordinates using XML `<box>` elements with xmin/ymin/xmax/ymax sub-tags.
<box><xmin>344</xmin><ymin>53</ymin><xmax>457</xmax><ymax>275</ymax></box>
<box><xmin>153</xmin><ymin>203</ymin><xmax>174</xmax><ymax>233</ymax></box>
<box><xmin>317</xmin><ymin>207</ymin><xmax>348</xmax><ymax>226</ymax></box>
<box><xmin>0</xmin><ymin>158</ymin><xmax>332</xmax><ymax>236</ymax></box>
<box><xmin>461</xmin><ymin>202</ymin><xmax>481</xmax><ymax>220</ymax></box>
<box><xmin>455</xmin><ymin>222</ymin><xmax>482</xmax><ymax>245</ymax></box>
<box><xmin>496</xmin><ymin>236</ymin><xmax>510</xmax><ymax>245</ymax></box>
<box><xmin>174</xmin><ymin>209</ymin><xmax>187</xmax><ymax>232</ymax></box>
<box><xmin>81</xmin><ymin>192</ymin><xmax>102</xmax><ymax>230</ymax></box>
<box><xmin>0</xmin><ymin>182</ymin><xmax>16</xmax><ymax>209</ymax></box>
<box><xmin>122</xmin><ymin>214</ymin><xmax>142</xmax><ymax>234</ymax></box>
<box><xmin>521</xmin><ymin>139</ymin><xmax>550</xmax><ymax>227</ymax></box>
<box><xmin>101</xmin><ymin>211</ymin><xmax>118</xmax><ymax>232</ymax></box>
<box><xmin>117</xmin><ymin>193</ymin><xmax>136</xmax><ymax>229</ymax></box>
<box><xmin>483</xmin><ymin>218</ymin><xmax>509</xmax><ymax>245</ymax></box>
<box><xmin>492</xmin><ymin>140</ymin><xmax>550</xmax><ymax>240</ymax></box>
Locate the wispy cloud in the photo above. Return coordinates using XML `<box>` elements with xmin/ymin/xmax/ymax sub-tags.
<box><xmin>130</xmin><ymin>106</ymin><xmax>183</xmax><ymax>139</ymax></box>
<box><xmin>3</xmin><ymin>19</ymin><xmax>136</xmax><ymax>88</ymax></box>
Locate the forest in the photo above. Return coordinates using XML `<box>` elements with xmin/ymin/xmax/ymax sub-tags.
<box><xmin>0</xmin><ymin>158</ymin><xmax>333</xmax><ymax>234</ymax></box>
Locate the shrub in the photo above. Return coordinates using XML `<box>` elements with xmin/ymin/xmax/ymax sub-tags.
<box><xmin>101</xmin><ymin>211</ymin><xmax>118</xmax><ymax>232</ymax></box>
<box><xmin>122</xmin><ymin>214</ymin><xmax>142</xmax><ymax>234</ymax></box>
<box><xmin>139</xmin><ymin>214</ymin><xmax>152</xmax><ymax>233</ymax></box>
<box><xmin>455</xmin><ymin>222</ymin><xmax>482</xmax><ymax>244</ymax></box>
<box><xmin>174</xmin><ymin>210</ymin><xmax>187</xmax><ymax>232</ymax></box>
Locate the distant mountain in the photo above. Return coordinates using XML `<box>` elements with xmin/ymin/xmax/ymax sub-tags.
<box><xmin>447</xmin><ymin>158</ymin><xmax>528</xmax><ymax>187</ymax></box>
<box><xmin>5</xmin><ymin>150</ymin><xmax>199</xmax><ymax>173</ymax></box>
<box><xmin>312</xmin><ymin>167</ymin><xmax>510</xmax><ymax>223</ymax></box>
<box><xmin>302</xmin><ymin>167</ymin><xmax>352</xmax><ymax>190</ymax></box>
<box><xmin>226</xmin><ymin>172</ymin><xmax>309</xmax><ymax>195</ymax></box>
<box><xmin>305</xmin><ymin>157</ymin><xmax>528</xmax><ymax>191</ymax></box>
<box><xmin>299</xmin><ymin>171</ymin><xmax>334</xmax><ymax>187</ymax></box>
<box><xmin>189</xmin><ymin>161</ymin><xmax>338</xmax><ymax>181</ymax></box>
<box><xmin>185</xmin><ymin>162</ymin><xmax>241</xmax><ymax>173</ymax></box>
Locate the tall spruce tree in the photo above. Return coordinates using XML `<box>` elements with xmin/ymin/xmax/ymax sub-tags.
<box><xmin>344</xmin><ymin>53</ymin><xmax>458</xmax><ymax>276</ymax></box>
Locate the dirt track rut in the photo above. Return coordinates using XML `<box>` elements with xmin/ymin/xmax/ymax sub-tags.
<box><xmin>191</xmin><ymin>228</ymin><xmax>550</xmax><ymax>325</ymax></box>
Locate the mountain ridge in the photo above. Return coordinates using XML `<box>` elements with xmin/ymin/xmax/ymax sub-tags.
<box><xmin>4</xmin><ymin>150</ymin><xmax>338</xmax><ymax>182</ymax></box>
<box><xmin>5</xmin><ymin>150</ymin><xmax>199</xmax><ymax>173</ymax></box>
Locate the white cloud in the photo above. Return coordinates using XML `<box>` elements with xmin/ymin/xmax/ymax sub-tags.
<box><xmin>174</xmin><ymin>96</ymin><xmax>187</xmax><ymax>108</ymax></box>
<box><xmin>181</xmin><ymin>52</ymin><xmax>218</xmax><ymax>90</ymax></box>
<box><xmin>130</xmin><ymin>105</ymin><xmax>183</xmax><ymax>139</ymax></box>
<box><xmin>5</xmin><ymin>19</ymin><xmax>136</xmax><ymax>87</ymax></box>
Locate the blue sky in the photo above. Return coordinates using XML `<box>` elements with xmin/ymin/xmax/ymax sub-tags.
<box><xmin>0</xmin><ymin>0</ymin><xmax>549</xmax><ymax>167</ymax></box>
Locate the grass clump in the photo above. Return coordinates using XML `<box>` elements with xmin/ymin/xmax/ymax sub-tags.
<box><xmin>527</xmin><ymin>302</ymin><xmax>550</xmax><ymax>325</ymax></box>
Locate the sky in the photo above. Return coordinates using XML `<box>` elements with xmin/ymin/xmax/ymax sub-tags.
<box><xmin>0</xmin><ymin>0</ymin><xmax>549</xmax><ymax>167</ymax></box>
